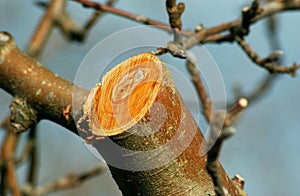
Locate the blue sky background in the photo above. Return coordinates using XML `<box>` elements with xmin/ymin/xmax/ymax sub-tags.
<box><xmin>1</xmin><ymin>0</ymin><xmax>300</xmax><ymax>195</ymax></box>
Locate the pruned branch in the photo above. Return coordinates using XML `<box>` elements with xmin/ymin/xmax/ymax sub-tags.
<box><xmin>0</xmin><ymin>32</ymin><xmax>241</xmax><ymax>196</ymax></box>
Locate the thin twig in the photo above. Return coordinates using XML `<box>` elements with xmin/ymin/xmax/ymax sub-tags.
<box><xmin>72</xmin><ymin>0</ymin><xmax>169</xmax><ymax>29</ymax></box>
<box><xmin>55</xmin><ymin>11</ymin><xmax>84</xmax><ymax>41</ymax></box>
<box><xmin>0</xmin><ymin>123</ymin><xmax>21</xmax><ymax>196</ymax></box>
<box><xmin>56</xmin><ymin>0</ymin><xmax>119</xmax><ymax>41</ymax></box>
<box><xmin>206</xmin><ymin>98</ymin><xmax>248</xmax><ymax>196</ymax></box>
<box><xmin>27</xmin><ymin>0</ymin><xmax>65</xmax><ymax>58</ymax></box>
<box><xmin>186</xmin><ymin>59</ymin><xmax>213</xmax><ymax>122</ymax></box>
<box><xmin>235</xmin><ymin>36</ymin><xmax>300</xmax><ymax>76</ymax></box>
<box><xmin>26</xmin><ymin>126</ymin><xmax>39</xmax><ymax>188</ymax></box>
<box><xmin>83</xmin><ymin>0</ymin><xmax>118</xmax><ymax>33</ymax></box>
<box><xmin>31</xmin><ymin>0</ymin><xmax>118</xmax><ymax>47</ymax></box>
<box><xmin>233</xmin><ymin>74</ymin><xmax>277</xmax><ymax>106</ymax></box>
<box><xmin>22</xmin><ymin>164</ymin><xmax>107</xmax><ymax>196</ymax></box>
<box><xmin>15</xmin><ymin>137</ymin><xmax>34</xmax><ymax>166</ymax></box>
<box><xmin>166</xmin><ymin>0</ymin><xmax>185</xmax><ymax>43</ymax></box>
<box><xmin>233</xmin><ymin>6</ymin><xmax>282</xmax><ymax>105</ymax></box>
<box><xmin>184</xmin><ymin>58</ymin><xmax>247</xmax><ymax>195</ymax></box>
<box><xmin>184</xmin><ymin>0</ymin><xmax>300</xmax><ymax>49</ymax></box>
<box><xmin>72</xmin><ymin>0</ymin><xmax>300</xmax><ymax>48</ymax></box>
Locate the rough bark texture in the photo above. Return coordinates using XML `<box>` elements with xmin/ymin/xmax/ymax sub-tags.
<box><xmin>0</xmin><ymin>32</ymin><xmax>87</xmax><ymax>134</ymax></box>
<box><xmin>0</xmin><ymin>32</ymin><xmax>239</xmax><ymax>195</ymax></box>
<box><xmin>82</xmin><ymin>53</ymin><xmax>239</xmax><ymax>195</ymax></box>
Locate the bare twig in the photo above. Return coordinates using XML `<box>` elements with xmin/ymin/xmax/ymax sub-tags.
<box><xmin>233</xmin><ymin>74</ymin><xmax>276</xmax><ymax>106</ymax></box>
<box><xmin>266</xmin><ymin>15</ymin><xmax>281</xmax><ymax>50</ymax></box>
<box><xmin>82</xmin><ymin>0</ymin><xmax>118</xmax><ymax>33</ymax></box>
<box><xmin>226</xmin><ymin>98</ymin><xmax>249</xmax><ymax>126</ymax></box>
<box><xmin>0</xmin><ymin>123</ymin><xmax>21</xmax><ymax>196</ymax></box>
<box><xmin>183</xmin><ymin>56</ymin><xmax>248</xmax><ymax>195</ymax></box>
<box><xmin>26</xmin><ymin>126</ymin><xmax>39</xmax><ymax>187</ymax></box>
<box><xmin>186</xmin><ymin>59</ymin><xmax>213</xmax><ymax>122</ymax></box>
<box><xmin>27</xmin><ymin>0</ymin><xmax>65</xmax><ymax>58</ymax></box>
<box><xmin>240</xmin><ymin>0</ymin><xmax>263</xmax><ymax>36</ymax></box>
<box><xmin>72</xmin><ymin>0</ymin><xmax>169</xmax><ymax>29</ymax></box>
<box><xmin>235</xmin><ymin>36</ymin><xmax>300</xmax><ymax>76</ymax></box>
<box><xmin>184</xmin><ymin>0</ymin><xmax>300</xmax><ymax>49</ymax></box>
<box><xmin>166</xmin><ymin>0</ymin><xmax>185</xmax><ymax>43</ymax></box>
<box><xmin>15</xmin><ymin>136</ymin><xmax>34</xmax><ymax>166</ymax></box>
<box><xmin>206</xmin><ymin>113</ymin><xmax>230</xmax><ymax>196</ymax></box>
<box><xmin>22</xmin><ymin>164</ymin><xmax>107</xmax><ymax>196</ymax></box>
<box><xmin>73</xmin><ymin>0</ymin><xmax>300</xmax><ymax>81</ymax></box>
<box><xmin>206</xmin><ymin>98</ymin><xmax>248</xmax><ymax>196</ymax></box>
<box><xmin>30</xmin><ymin>0</ymin><xmax>118</xmax><ymax>55</ymax></box>
<box><xmin>54</xmin><ymin>0</ymin><xmax>118</xmax><ymax>42</ymax></box>
<box><xmin>72</xmin><ymin>0</ymin><xmax>300</xmax><ymax>49</ymax></box>
<box><xmin>55</xmin><ymin>11</ymin><xmax>84</xmax><ymax>42</ymax></box>
<box><xmin>233</xmin><ymin>7</ymin><xmax>282</xmax><ymax>105</ymax></box>
<box><xmin>166</xmin><ymin>0</ymin><xmax>184</xmax><ymax>30</ymax></box>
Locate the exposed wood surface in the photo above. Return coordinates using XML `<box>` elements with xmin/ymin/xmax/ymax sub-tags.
<box><xmin>82</xmin><ymin>53</ymin><xmax>239</xmax><ymax>195</ymax></box>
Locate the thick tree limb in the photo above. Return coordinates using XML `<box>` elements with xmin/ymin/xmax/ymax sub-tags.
<box><xmin>0</xmin><ymin>32</ymin><xmax>88</xmax><ymax>135</ymax></box>
<box><xmin>0</xmin><ymin>32</ymin><xmax>243</xmax><ymax>196</ymax></box>
<box><xmin>81</xmin><ymin>52</ymin><xmax>240</xmax><ymax>195</ymax></box>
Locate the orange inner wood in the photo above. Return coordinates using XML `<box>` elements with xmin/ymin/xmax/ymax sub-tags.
<box><xmin>95</xmin><ymin>53</ymin><xmax>163</xmax><ymax>136</ymax></box>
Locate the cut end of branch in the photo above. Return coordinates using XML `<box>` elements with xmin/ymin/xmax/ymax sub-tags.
<box><xmin>81</xmin><ymin>53</ymin><xmax>164</xmax><ymax>136</ymax></box>
<box><xmin>0</xmin><ymin>32</ymin><xmax>15</xmax><ymax>57</ymax></box>
<box><xmin>238</xmin><ymin>98</ymin><xmax>248</xmax><ymax>109</ymax></box>
<box><xmin>0</xmin><ymin>32</ymin><xmax>10</xmax><ymax>42</ymax></box>
<box><xmin>232</xmin><ymin>174</ymin><xmax>245</xmax><ymax>190</ymax></box>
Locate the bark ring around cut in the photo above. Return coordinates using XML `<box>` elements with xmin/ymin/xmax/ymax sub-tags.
<box><xmin>78</xmin><ymin>52</ymin><xmax>201</xmax><ymax>171</ymax></box>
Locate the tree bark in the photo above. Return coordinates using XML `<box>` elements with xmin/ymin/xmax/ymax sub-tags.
<box><xmin>80</xmin><ymin>53</ymin><xmax>239</xmax><ymax>195</ymax></box>
<box><xmin>0</xmin><ymin>32</ymin><xmax>87</xmax><ymax>134</ymax></box>
<box><xmin>0</xmin><ymin>32</ymin><xmax>240</xmax><ymax>195</ymax></box>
